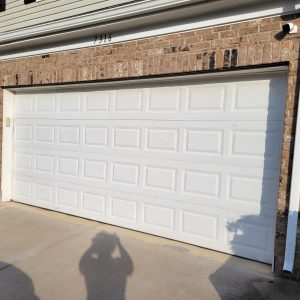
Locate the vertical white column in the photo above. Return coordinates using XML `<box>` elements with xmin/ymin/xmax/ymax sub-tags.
<box><xmin>283</xmin><ymin>89</ymin><xmax>300</xmax><ymax>272</ymax></box>
<box><xmin>1</xmin><ymin>89</ymin><xmax>14</xmax><ymax>202</ymax></box>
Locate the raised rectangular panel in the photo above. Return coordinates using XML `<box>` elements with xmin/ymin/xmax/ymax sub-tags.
<box><xmin>233</xmin><ymin>82</ymin><xmax>269</xmax><ymax>111</ymax></box>
<box><xmin>227</xmin><ymin>218</ymin><xmax>269</xmax><ymax>250</ymax></box>
<box><xmin>84</xmin><ymin>127</ymin><xmax>108</xmax><ymax>147</ymax></box>
<box><xmin>182</xmin><ymin>211</ymin><xmax>217</xmax><ymax>239</ymax></box>
<box><xmin>57</xmin><ymin>188</ymin><xmax>78</xmax><ymax>207</ymax></box>
<box><xmin>147</xmin><ymin>129</ymin><xmax>178</xmax><ymax>151</ymax></box>
<box><xmin>36</xmin><ymin>94</ymin><xmax>56</xmax><ymax>112</ymax></box>
<box><xmin>15</xmin><ymin>95</ymin><xmax>33</xmax><ymax>114</ymax></box>
<box><xmin>36</xmin><ymin>154</ymin><xmax>54</xmax><ymax>174</ymax></box>
<box><xmin>36</xmin><ymin>126</ymin><xmax>55</xmax><ymax>143</ymax></box>
<box><xmin>83</xmin><ymin>192</ymin><xmax>105</xmax><ymax>213</ymax></box>
<box><xmin>34</xmin><ymin>184</ymin><xmax>53</xmax><ymax>203</ymax></box>
<box><xmin>113</xmin><ymin>128</ymin><xmax>141</xmax><ymax>148</ymax></box>
<box><xmin>148</xmin><ymin>88</ymin><xmax>180</xmax><ymax>111</ymax></box>
<box><xmin>15</xmin><ymin>152</ymin><xmax>31</xmax><ymax>170</ymax></box>
<box><xmin>111</xmin><ymin>197</ymin><xmax>137</xmax><ymax>221</ymax></box>
<box><xmin>231</xmin><ymin>131</ymin><xmax>268</xmax><ymax>157</ymax></box>
<box><xmin>144</xmin><ymin>204</ymin><xmax>174</xmax><ymax>229</ymax></box>
<box><xmin>229</xmin><ymin>175</ymin><xmax>274</xmax><ymax>204</ymax></box>
<box><xmin>15</xmin><ymin>125</ymin><xmax>32</xmax><ymax>142</ymax></box>
<box><xmin>59</xmin><ymin>94</ymin><xmax>81</xmax><ymax>112</ymax></box>
<box><xmin>83</xmin><ymin>160</ymin><xmax>106</xmax><ymax>181</ymax></box>
<box><xmin>115</xmin><ymin>91</ymin><xmax>142</xmax><ymax>111</ymax></box>
<box><xmin>185</xmin><ymin>130</ymin><xmax>222</xmax><ymax>154</ymax></box>
<box><xmin>112</xmin><ymin>163</ymin><xmax>139</xmax><ymax>185</ymax></box>
<box><xmin>183</xmin><ymin>170</ymin><xmax>220</xmax><ymax>197</ymax></box>
<box><xmin>86</xmin><ymin>91</ymin><xmax>109</xmax><ymax>111</ymax></box>
<box><xmin>188</xmin><ymin>85</ymin><xmax>225</xmax><ymax>111</ymax></box>
<box><xmin>145</xmin><ymin>166</ymin><xmax>176</xmax><ymax>191</ymax></box>
<box><xmin>58</xmin><ymin>157</ymin><xmax>79</xmax><ymax>177</ymax></box>
<box><xmin>59</xmin><ymin>126</ymin><xmax>80</xmax><ymax>145</ymax></box>
<box><xmin>13</xmin><ymin>180</ymin><xmax>31</xmax><ymax>198</ymax></box>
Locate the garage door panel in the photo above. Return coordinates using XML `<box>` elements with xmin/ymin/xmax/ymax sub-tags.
<box><xmin>147</xmin><ymin>87</ymin><xmax>181</xmax><ymax>111</ymax></box>
<box><xmin>36</xmin><ymin>125</ymin><xmax>55</xmax><ymax>144</ymax></box>
<box><xmin>232</xmin><ymin>79</ymin><xmax>286</xmax><ymax>114</ymax></box>
<box><xmin>84</xmin><ymin>126</ymin><xmax>109</xmax><ymax>147</ymax></box>
<box><xmin>36</xmin><ymin>94</ymin><xmax>56</xmax><ymax>113</ymax></box>
<box><xmin>58</xmin><ymin>93</ymin><xmax>82</xmax><ymax>113</ymax></box>
<box><xmin>36</xmin><ymin>153</ymin><xmax>55</xmax><ymax>175</ymax></box>
<box><xmin>14</xmin><ymin>119</ymin><xmax>283</xmax><ymax>169</ymax></box>
<box><xmin>12</xmin><ymin>74</ymin><xmax>287</xmax><ymax>263</ymax></box>
<box><xmin>227</xmin><ymin>220</ymin><xmax>270</xmax><ymax>251</ymax></box>
<box><xmin>186</xmin><ymin>84</ymin><xmax>226</xmax><ymax>111</ymax></box>
<box><xmin>110</xmin><ymin>196</ymin><xmax>138</xmax><ymax>222</ymax></box>
<box><xmin>57</xmin><ymin>187</ymin><xmax>79</xmax><ymax>209</ymax></box>
<box><xmin>14</xmin><ymin>124</ymin><xmax>33</xmax><ymax>142</ymax></box>
<box><xmin>13</xmin><ymin>179</ymin><xmax>32</xmax><ymax>201</ymax></box>
<box><xmin>14</xmin><ymin>151</ymin><xmax>32</xmax><ymax>172</ymax></box>
<box><xmin>114</xmin><ymin>90</ymin><xmax>143</xmax><ymax>112</ymax></box>
<box><xmin>83</xmin><ymin>159</ymin><xmax>107</xmax><ymax>182</ymax></box>
<box><xmin>15</xmin><ymin>94</ymin><xmax>34</xmax><ymax>114</ymax></box>
<box><xmin>142</xmin><ymin>203</ymin><xmax>175</xmax><ymax>230</ymax></box>
<box><xmin>82</xmin><ymin>191</ymin><xmax>106</xmax><ymax>215</ymax></box>
<box><xmin>13</xmin><ymin>157</ymin><xmax>279</xmax><ymax>217</ymax></box>
<box><xmin>224</xmin><ymin>213</ymin><xmax>275</xmax><ymax>263</ymax></box>
<box><xmin>33</xmin><ymin>183</ymin><xmax>55</xmax><ymax>204</ymax></box>
<box><xmin>13</xmin><ymin>181</ymin><xmax>55</xmax><ymax>211</ymax></box>
<box><xmin>85</xmin><ymin>91</ymin><xmax>110</xmax><ymax>112</ymax></box>
<box><xmin>14</xmin><ymin>77</ymin><xmax>286</xmax><ymax>121</ymax></box>
<box><xmin>12</xmin><ymin>173</ymin><xmax>275</xmax><ymax>263</ymax></box>
<box><xmin>180</xmin><ymin>210</ymin><xmax>218</xmax><ymax>240</ymax></box>
<box><xmin>229</xmin><ymin>127</ymin><xmax>283</xmax><ymax>162</ymax></box>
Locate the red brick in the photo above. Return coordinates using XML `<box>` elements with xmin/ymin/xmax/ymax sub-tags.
<box><xmin>239</xmin><ymin>26</ymin><xmax>259</xmax><ymax>35</ymax></box>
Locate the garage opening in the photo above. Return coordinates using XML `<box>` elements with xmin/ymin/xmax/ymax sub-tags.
<box><xmin>3</xmin><ymin>70</ymin><xmax>287</xmax><ymax>263</ymax></box>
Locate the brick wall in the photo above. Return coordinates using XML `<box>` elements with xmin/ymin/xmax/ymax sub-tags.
<box><xmin>1</xmin><ymin>12</ymin><xmax>300</xmax><ymax>279</ymax></box>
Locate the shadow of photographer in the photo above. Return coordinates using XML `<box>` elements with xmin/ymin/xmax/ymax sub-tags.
<box><xmin>80</xmin><ymin>231</ymin><xmax>133</xmax><ymax>300</ymax></box>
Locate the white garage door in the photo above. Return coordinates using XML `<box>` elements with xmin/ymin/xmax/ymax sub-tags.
<box><xmin>12</xmin><ymin>73</ymin><xmax>287</xmax><ymax>263</ymax></box>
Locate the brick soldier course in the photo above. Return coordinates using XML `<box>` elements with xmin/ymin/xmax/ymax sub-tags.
<box><xmin>0</xmin><ymin>13</ymin><xmax>300</xmax><ymax>279</ymax></box>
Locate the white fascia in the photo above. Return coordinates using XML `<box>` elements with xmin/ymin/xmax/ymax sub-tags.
<box><xmin>283</xmin><ymin>89</ymin><xmax>300</xmax><ymax>273</ymax></box>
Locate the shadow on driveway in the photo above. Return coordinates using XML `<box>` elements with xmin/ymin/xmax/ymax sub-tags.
<box><xmin>80</xmin><ymin>231</ymin><xmax>134</xmax><ymax>300</ymax></box>
<box><xmin>0</xmin><ymin>261</ymin><xmax>39</xmax><ymax>300</ymax></box>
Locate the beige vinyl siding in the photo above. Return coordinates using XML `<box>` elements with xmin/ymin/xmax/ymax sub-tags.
<box><xmin>0</xmin><ymin>0</ymin><xmax>138</xmax><ymax>33</ymax></box>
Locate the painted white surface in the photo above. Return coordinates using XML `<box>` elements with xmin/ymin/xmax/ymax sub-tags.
<box><xmin>11</xmin><ymin>73</ymin><xmax>287</xmax><ymax>263</ymax></box>
<box><xmin>1</xmin><ymin>0</ymin><xmax>299</xmax><ymax>60</ymax></box>
<box><xmin>1</xmin><ymin>90</ymin><xmax>14</xmax><ymax>202</ymax></box>
<box><xmin>1</xmin><ymin>0</ymin><xmax>137</xmax><ymax>33</ymax></box>
<box><xmin>1</xmin><ymin>0</ymin><xmax>199</xmax><ymax>33</ymax></box>
<box><xmin>283</xmin><ymin>89</ymin><xmax>300</xmax><ymax>272</ymax></box>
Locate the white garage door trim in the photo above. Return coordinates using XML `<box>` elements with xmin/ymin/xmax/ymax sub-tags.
<box><xmin>2</xmin><ymin>67</ymin><xmax>288</xmax><ymax>264</ymax></box>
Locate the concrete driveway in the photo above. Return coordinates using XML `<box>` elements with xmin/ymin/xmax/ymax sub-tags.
<box><xmin>0</xmin><ymin>202</ymin><xmax>299</xmax><ymax>300</ymax></box>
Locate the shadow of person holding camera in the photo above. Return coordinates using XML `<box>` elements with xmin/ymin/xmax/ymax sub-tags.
<box><xmin>80</xmin><ymin>231</ymin><xmax>133</xmax><ymax>300</ymax></box>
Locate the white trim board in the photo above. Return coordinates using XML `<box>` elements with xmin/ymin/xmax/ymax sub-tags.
<box><xmin>0</xmin><ymin>0</ymin><xmax>299</xmax><ymax>60</ymax></box>
<box><xmin>1</xmin><ymin>90</ymin><xmax>14</xmax><ymax>202</ymax></box>
<box><xmin>283</xmin><ymin>88</ymin><xmax>300</xmax><ymax>273</ymax></box>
